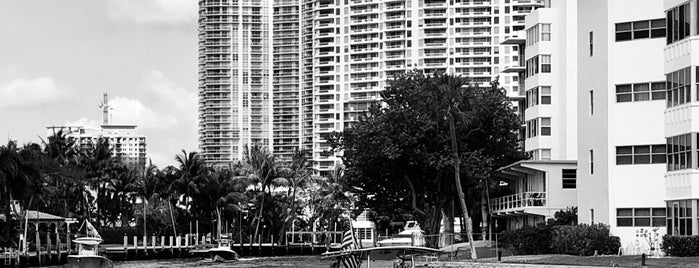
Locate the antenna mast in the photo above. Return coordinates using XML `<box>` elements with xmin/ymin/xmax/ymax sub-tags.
<box><xmin>99</xmin><ymin>93</ymin><xmax>110</xmax><ymax>125</ymax></box>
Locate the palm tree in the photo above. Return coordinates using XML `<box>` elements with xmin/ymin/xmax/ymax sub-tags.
<box><xmin>429</xmin><ymin>72</ymin><xmax>478</xmax><ymax>259</ymax></box>
<box><xmin>173</xmin><ymin>150</ymin><xmax>207</xmax><ymax>217</ymax></box>
<box><xmin>0</xmin><ymin>141</ymin><xmax>43</xmax><ymax>240</ymax></box>
<box><xmin>132</xmin><ymin>161</ymin><xmax>162</xmax><ymax>237</ymax></box>
<box><xmin>40</xmin><ymin>129</ymin><xmax>91</xmax><ymax>218</ymax></box>
<box><xmin>311</xmin><ymin>165</ymin><xmax>352</xmax><ymax>228</ymax></box>
<box><xmin>202</xmin><ymin>168</ymin><xmax>248</xmax><ymax>240</ymax></box>
<box><xmin>244</xmin><ymin>144</ymin><xmax>277</xmax><ymax>244</ymax></box>
<box><xmin>274</xmin><ymin>149</ymin><xmax>313</xmax><ymax>242</ymax></box>
<box><xmin>82</xmin><ymin>137</ymin><xmax>117</xmax><ymax>226</ymax></box>
<box><xmin>106</xmin><ymin>165</ymin><xmax>138</xmax><ymax>226</ymax></box>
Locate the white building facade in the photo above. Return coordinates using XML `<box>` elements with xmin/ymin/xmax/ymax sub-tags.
<box><xmin>577</xmin><ymin>0</ymin><xmax>668</xmax><ymax>247</ymax></box>
<box><xmin>491</xmin><ymin>0</ymin><xmax>578</xmax><ymax>231</ymax></box>
<box><xmin>46</xmin><ymin>125</ymin><xmax>147</xmax><ymax>169</ymax></box>
<box><xmin>663</xmin><ymin>0</ymin><xmax>699</xmax><ymax>237</ymax></box>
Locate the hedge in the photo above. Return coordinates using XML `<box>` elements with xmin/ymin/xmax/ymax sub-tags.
<box><xmin>498</xmin><ymin>225</ymin><xmax>553</xmax><ymax>255</ymax></box>
<box><xmin>499</xmin><ymin>223</ymin><xmax>620</xmax><ymax>256</ymax></box>
<box><xmin>551</xmin><ymin>224</ymin><xmax>620</xmax><ymax>255</ymax></box>
<box><xmin>662</xmin><ymin>235</ymin><xmax>699</xmax><ymax>257</ymax></box>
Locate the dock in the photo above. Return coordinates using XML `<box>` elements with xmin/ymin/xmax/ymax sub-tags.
<box><xmin>0</xmin><ymin>230</ymin><xmax>344</xmax><ymax>267</ymax></box>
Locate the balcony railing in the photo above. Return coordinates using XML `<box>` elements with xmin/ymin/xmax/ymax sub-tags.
<box><xmin>489</xmin><ymin>192</ymin><xmax>546</xmax><ymax>212</ymax></box>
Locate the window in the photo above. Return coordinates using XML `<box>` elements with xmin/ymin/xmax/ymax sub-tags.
<box><xmin>540</xmin><ymin>55</ymin><xmax>551</xmax><ymax>73</ymax></box>
<box><xmin>667</xmin><ymin>67</ymin><xmax>691</xmax><ymax>107</ymax></box>
<box><xmin>651</xmin><ymin>82</ymin><xmax>666</xmax><ymax>100</ymax></box>
<box><xmin>589</xmin><ymin>31</ymin><xmax>593</xmax><ymax>56</ymax></box>
<box><xmin>526</xmin><ymin>118</ymin><xmax>538</xmax><ymax>138</ymax></box>
<box><xmin>525</xmin><ymin>55</ymin><xmax>550</xmax><ymax>78</ymax></box>
<box><xmin>541</xmin><ymin>23</ymin><xmax>551</xmax><ymax>41</ymax></box>
<box><xmin>667</xmin><ymin>2</ymin><xmax>691</xmax><ymax>45</ymax></box>
<box><xmin>525</xmin><ymin>55</ymin><xmax>539</xmax><ymax>77</ymax></box>
<box><xmin>526</xmin><ymin>118</ymin><xmax>550</xmax><ymax>138</ymax></box>
<box><xmin>616</xmin><ymin>81</ymin><xmax>666</xmax><ymax>103</ymax></box>
<box><xmin>525</xmin><ymin>86</ymin><xmax>551</xmax><ymax>108</ymax></box>
<box><xmin>541</xmin><ymin>149</ymin><xmax>551</xmax><ymax>160</ymax></box>
<box><xmin>589</xmin><ymin>150</ymin><xmax>594</xmax><ymax>174</ymax></box>
<box><xmin>562</xmin><ymin>169</ymin><xmax>576</xmax><ymax>189</ymax></box>
<box><xmin>695</xmin><ymin>67</ymin><xmax>699</xmax><ymax>101</ymax></box>
<box><xmin>615</xmin><ymin>19</ymin><xmax>666</xmax><ymax>42</ymax></box>
<box><xmin>526</xmin><ymin>24</ymin><xmax>539</xmax><ymax>46</ymax></box>
<box><xmin>540</xmin><ymin>117</ymin><xmax>551</xmax><ymax>136</ymax></box>
<box><xmin>616</xmin><ymin>145</ymin><xmax>666</xmax><ymax>165</ymax></box>
<box><xmin>525</xmin><ymin>87</ymin><xmax>538</xmax><ymax>108</ymax></box>
<box><xmin>541</xmin><ymin>86</ymin><xmax>551</xmax><ymax>104</ymax></box>
<box><xmin>667</xmin><ymin>200</ymin><xmax>693</xmax><ymax>235</ymax></box>
<box><xmin>589</xmin><ymin>90</ymin><xmax>594</xmax><ymax>115</ymax></box>
<box><xmin>528</xmin><ymin>149</ymin><xmax>551</xmax><ymax>160</ymax></box>
<box><xmin>617</xmin><ymin>208</ymin><xmax>666</xmax><ymax>227</ymax></box>
<box><xmin>667</xmin><ymin>133</ymin><xmax>692</xmax><ymax>171</ymax></box>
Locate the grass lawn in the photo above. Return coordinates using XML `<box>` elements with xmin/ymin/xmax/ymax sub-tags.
<box><xmin>506</xmin><ymin>255</ymin><xmax>699</xmax><ymax>267</ymax></box>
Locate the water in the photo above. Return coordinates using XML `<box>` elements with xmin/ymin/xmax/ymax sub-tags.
<box><xmin>111</xmin><ymin>256</ymin><xmax>334</xmax><ymax>268</ymax></box>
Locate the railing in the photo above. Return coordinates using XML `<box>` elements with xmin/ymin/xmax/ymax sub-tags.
<box><xmin>489</xmin><ymin>191</ymin><xmax>546</xmax><ymax>212</ymax></box>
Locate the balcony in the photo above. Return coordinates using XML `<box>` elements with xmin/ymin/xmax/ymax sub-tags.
<box><xmin>490</xmin><ymin>192</ymin><xmax>547</xmax><ymax>213</ymax></box>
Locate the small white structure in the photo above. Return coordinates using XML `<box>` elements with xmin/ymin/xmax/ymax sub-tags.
<box><xmin>352</xmin><ymin>209</ymin><xmax>376</xmax><ymax>248</ymax></box>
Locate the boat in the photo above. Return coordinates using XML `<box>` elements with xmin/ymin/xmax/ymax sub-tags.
<box><xmin>66</xmin><ymin>221</ymin><xmax>114</xmax><ymax>268</ymax></box>
<box><xmin>208</xmin><ymin>234</ymin><xmax>238</xmax><ymax>261</ymax></box>
<box><xmin>376</xmin><ymin>221</ymin><xmax>425</xmax><ymax>247</ymax></box>
<box><xmin>207</xmin><ymin>208</ymin><xmax>239</xmax><ymax>261</ymax></box>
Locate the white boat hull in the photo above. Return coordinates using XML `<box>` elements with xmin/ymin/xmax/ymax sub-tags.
<box><xmin>208</xmin><ymin>247</ymin><xmax>239</xmax><ymax>261</ymax></box>
<box><xmin>66</xmin><ymin>255</ymin><xmax>114</xmax><ymax>268</ymax></box>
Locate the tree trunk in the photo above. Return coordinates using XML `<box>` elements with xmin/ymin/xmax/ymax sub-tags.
<box><xmin>448</xmin><ymin>113</ymin><xmax>477</xmax><ymax>259</ymax></box>
<box><xmin>253</xmin><ymin>193</ymin><xmax>266</xmax><ymax>244</ymax></box>
<box><xmin>143</xmin><ymin>200</ymin><xmax>147</xmax><ymax>237</ymax></box>
<box><xmin>480</xmin><ymin>190</ymin><xmax>488</xmax><ymax>241</ymax></box>
<box><xmin>168</xmin><ymin>200</ymin><xmax>177</xmax><ymax>237</ymax></box>
<box><xmin>3</xmin><ymin>184</ymin><xmax>11</xmax><ymax>240</ymax></box>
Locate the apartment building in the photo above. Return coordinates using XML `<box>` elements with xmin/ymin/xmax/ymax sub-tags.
<box><xmin>198</xmin><ymin>0</ymin><xmax>277</xmax><ymax>164</ymax></box>
<box><xmin>576</xmin><ymin>0</ymin><xmax>668</xmax><ymax>247</ymax></box>
<box><xmin>663</xmin><ymin>0</ymin><xmax>699</xmax><ymax>237</ymax></box>
<box><xmin>310</xmin><ymin>0</ymin><xmax>547</xmax><ymax>175</ymax></box>
<box><xmin>46</xmin><ymin>125</ymin><xmax>147</xmax><ymax>169</ymax></box>
<box><xmin>490</xmin><ymin>0</ymin><xmax>578</xmax><ymax>231</ymax></box>
<box><xmin>197</xmin><ymin>0</ymin><xmax>548</xmax><ymax>171</ymax></box>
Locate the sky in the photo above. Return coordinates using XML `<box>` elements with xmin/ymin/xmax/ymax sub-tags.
<box><xmin>0</xmin><ymin>0</ymin><xmax>200</xmax><ymax>167</ymax></box>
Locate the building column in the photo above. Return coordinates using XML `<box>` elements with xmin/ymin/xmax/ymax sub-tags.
<box><xmin>692</xmin><ymin>199</ymin><xmax>698</xmax><ymax>236</ymax></box>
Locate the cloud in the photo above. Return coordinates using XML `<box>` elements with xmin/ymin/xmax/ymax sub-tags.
<box><xmin>0</xmin><ymin>77</ymin><xmax>63</xmax><ymax>108</ymax></box>
<box><xmin>64</xmin><ymin>117</ymin><xmax>101</xmax><ymax>129</ymax></box>
<box><xmin>107</xmin><ymin>0</ymin><xmax>197</xmax><ymax>24</ymax></box>
<box><xmin>109</xmin><ymin>97</ymin><xmax>179</xmax><ymax>129</ymax></box>
<box><xmin>144</xmin><ymin>70</ymin><xmax>197</xmax><ymax>113</ymax></box>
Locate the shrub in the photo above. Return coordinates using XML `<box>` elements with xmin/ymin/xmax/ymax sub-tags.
<box><xmin>662</xmin><ymin>235</ymin><xmax>699</xmax><ymax>256</ymax></box>
<box><xmin>550</xmin><ymin>224</ymin><xmax>620</xmax><ymax>256</ymax></box>
<box><xmin>97</xmin><ymin>227</ymin><xmax>140</xmax><ymax>244</ymax></box>
<box><xmin>547</xmin><ymin>207</ymin><xmax>578</xmax><ymax>226</ymax></box>
<box><xmin>498</xmin><ymin>223</ymin><xmax>620</xmax><ymax>256</ymax></box>
<box><xmin>498</xmin><ymin>224</ymin><xmax>553</xmax><ymax>255</ymax></box>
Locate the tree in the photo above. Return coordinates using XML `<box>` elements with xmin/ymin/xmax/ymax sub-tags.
<box><xmin>173</xmin><ymin>150</ymin><xmax>208</xmax><ymax>219</ymax></box>
<box><xmin>81</xmin><ymin>137</ymin><xmax>117</xmax><ymax>227</ymax></box>
<box><xmin>330</xmin><ymin>71</ymin><xmax>525</xmax><ymax>252</ymax></box>
<box><xmin>0</xmin><ymin>141</ymin><xmax>42</xmax><ymax>243</ymax></box>
<box><xmin>132</xmin><ymin>161</ymin><xmax>163</xmax><ymax>237</ymax></box>
<box><xmin>244</xmin><ymin>144</ymin><xmax>277</xmax><ymax>245</ymax></box>
<box><xmin>274</xmin><ymin>149</ymin><xmax>313</xmax><ymax>242</ymax></box>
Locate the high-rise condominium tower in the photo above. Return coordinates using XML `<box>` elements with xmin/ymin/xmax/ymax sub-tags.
<box><xmin>199</xmin><ymin>0</ymin><xmax>300</xmax><ymax>164</ymax></box>
<box><xmin>198</xmin><ymin>0</ymin><xmax>547</xmax><ymax>171</ymax></box>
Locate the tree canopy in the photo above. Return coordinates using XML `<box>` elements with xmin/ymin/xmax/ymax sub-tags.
<box><xmin>330</xmin><ymin>71</ymin><xmax>526</xmax><ymax>239</ymax></box>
